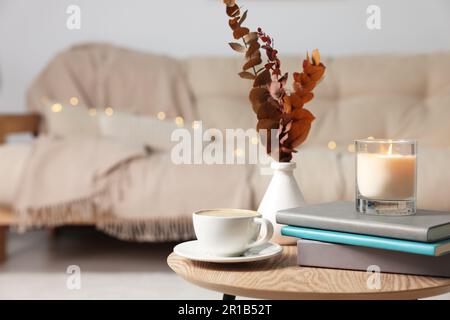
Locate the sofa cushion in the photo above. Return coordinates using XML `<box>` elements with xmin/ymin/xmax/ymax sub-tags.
<box><xmin>43</xmin><ymin>102</ymin><xmax>99</xmax><ymax>138</ymax></box>
<box><xmin>98</xmin><ymin>111</ymin><xmax>181</xmax><ymax>151</ymax></box>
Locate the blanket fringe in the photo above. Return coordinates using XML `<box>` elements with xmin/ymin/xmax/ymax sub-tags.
<box><xmin>14</xmin><ymin>200</ymin><xmax>195</xmax><ymax>242</ymax></box>
<box><xmin>13</xmin><ymin>191</ymin><xmax>106</xmax><ymax>231</ymax></box>
<box><xmin>96</xmin><ymin>216</ymin><xmax>195</xmax><ymax>242</ymax></box>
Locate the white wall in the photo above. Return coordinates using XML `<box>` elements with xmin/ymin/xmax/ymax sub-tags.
<box><xmin>1</xmin><ymin>0</ymin><xmax>450</xmax><ymax>112</ymax></box>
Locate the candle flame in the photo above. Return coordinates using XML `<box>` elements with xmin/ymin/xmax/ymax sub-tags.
<box><xmin>387</xmin><ymin>143</ymin><xmax>393</xmax><ymax>155</ymax></box>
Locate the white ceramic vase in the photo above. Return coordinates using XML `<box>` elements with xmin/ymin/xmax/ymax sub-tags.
<box><xmin>257</xmin><ymin>161</ymin><xmax>305</xmax><ymax>245</ymax></box>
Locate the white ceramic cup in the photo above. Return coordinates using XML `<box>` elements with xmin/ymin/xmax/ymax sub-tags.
<box><xmin>193</xmin><ymin>209</ymin><xmax>274</xmax><ymax>257</ymax></box>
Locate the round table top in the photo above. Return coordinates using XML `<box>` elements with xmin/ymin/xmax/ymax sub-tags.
<box><xmin>167</xmin><ymin>246</ymin><xmax>450</xmax><ymax>300</ymax></box>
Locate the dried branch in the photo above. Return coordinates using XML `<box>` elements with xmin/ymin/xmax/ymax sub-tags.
<box><xmin>223</xmin><ymin>0</ymin><xmax>326</xmax><ymax>162</ymax></box>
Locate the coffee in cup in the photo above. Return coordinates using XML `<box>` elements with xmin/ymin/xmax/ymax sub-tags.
<box><xmin>193</xmin><ymin>209</ymin><xmax>273</xmax><ymax>257</ymax></box>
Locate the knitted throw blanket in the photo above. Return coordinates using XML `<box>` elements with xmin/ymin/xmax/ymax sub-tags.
<box><xmin>13</xmin><ymin>136</ymin><xmax>253</xmax><ymax>241</ymax></box>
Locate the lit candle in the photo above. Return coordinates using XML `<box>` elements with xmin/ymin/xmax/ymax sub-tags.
<box><xmin>355</xmin><ymin>139</ymin><xmax>417</xmax><ymax>215</ymax></box>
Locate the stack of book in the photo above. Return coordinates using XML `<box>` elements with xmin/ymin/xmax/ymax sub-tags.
<box><xmin>276</xmin><ymin>201</ymin><xmax>450</xmax><ymax>277</ymax></box>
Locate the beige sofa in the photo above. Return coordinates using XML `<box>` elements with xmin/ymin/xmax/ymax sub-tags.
<box><xmin>1</xmin><ymin>44</ymin><xmax>450</xmax><ymax>260</ymax></box>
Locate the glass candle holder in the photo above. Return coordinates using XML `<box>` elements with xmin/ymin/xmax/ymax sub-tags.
<box><xmin>355</xmin><ymin>139</ymin><xmax>417</xmax><ymax>216</ymax></box>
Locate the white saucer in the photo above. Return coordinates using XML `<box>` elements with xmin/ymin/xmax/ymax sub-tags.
<box><xmin>173</xmin><ymin>240</ymin><xmax>283</xmax><ymax>263</ymax></box>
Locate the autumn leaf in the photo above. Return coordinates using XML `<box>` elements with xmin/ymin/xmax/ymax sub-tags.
<box><xmin>233</xmin><ymin>27</ymin><xmax>250</xmax><ymax>39</ymax></box>
<box><xmin>246</xmin><ymin>48</ymin><xmax>261</xmax><ymax>61</ymax></box>
<box><xmin>292</xmin><ymin>72</ymin><xmax>306</xmax><ymax>83</ymax></box>
<box><xmin>257</xmin><ymin>100</ymin><xmax>281</xmax><ymax>120</ymax></box>
<box><xmin>309</xmin><ymin>67</ymin><xmax>325</xmax><ymax>81</ymax></box>
<box><xmin>238</xmin><ymin>10</ymin><xmax>248</xmax><ymax>25</ymax></box>
<box><xmin>283</xmin><ymin>95</ymin><xmax>292</xmax><ymax>113</ymax></box>
<box><xmin>311</xmin><ymin>48</ymin><xmax>320</xmax><ymax>65</ymax></box>
<box><xmin>229</xmin><ymin>42</ymin><xmax>246</xmax><ymax>52</ymax></box>
<box><xmin>289</xmin><ymin>122</ymin><xmax>312</xmax><ymax>148</ymax></box>
<box><xmin>229</xmin><ymin>17</ymin><xmax>239</xmax><ymax>30</ymax></box>
<box><xmin>284</xmin><ymin>108</ymin><xmax>315</xmax><ymax>150</ymax></box>
<box><xmin>242</xmin><ymin>57</ymin><xmax>262</xmax><ymax>71</ymax></box>
<box><xmin>304</xmin><ymin>64</ymin><xmax>325</xmax><ymax>76</ymax></box>
<box><xmin>223</xmin><ymin>0</ymin><xmax>236</xmax><ymax>6</ymax></box>
<box><xmin>226</xmin><ymin>4</ymin><xmax>240</xmax><ymax>17</ymax></box>
<box><xmin>292</xmin><ymin>107</ymin><xmax>315</xmax><ymax>122</ymax></box>
<box><xmin>289</xmin><ymin>92</ymin><xmax>304</xmax><ymax>109</ymax></box>
<box><xmin>245</xmin><ymin>40</ymin><xmax>260</xmax><ymax>59</ymax></box>
<box><xmin>249</xmin><ymin>87</ymin><xmax>270</xmax><ymax>113</ymax></box>
<box><xmin>293</xmin><ymin>75</ymin><xmax>316</xmax><ymax>93</ymax></box>
<box><xmin>253</xmin><ymin>68</ymin><xmax>271</xmax><ymax>87</ymax></box>
<box><xmin>301</xmin><ymin>92</ymin><xmax>314</xmax><ymax>104</ymax></box>
<box><xmin>301</xmin><ymin>81</ymin><xmax>316</xmax><ymax>92</ymax></box>
<box><xmin>238</xmin><ymin>71</ymin><xmax>255</xmax><ymax>80</ymax></box>
<box><xmin>257</xmin><ymin>118</ymin><xmax>279</xmax><ymax>131</ymax></box>
<box><xmin>257</xmin><ymin>120</ymin><xmax>279</xmax><ymax>155</ymax></box>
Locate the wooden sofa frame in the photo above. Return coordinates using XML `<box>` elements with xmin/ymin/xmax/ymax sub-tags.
<box><xmin>0</xmin><ymin>113</ymin><xmax>96</xmax><ymax>262</ymax></box>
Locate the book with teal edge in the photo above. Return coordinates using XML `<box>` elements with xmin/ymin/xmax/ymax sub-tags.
<box><xmin>276</xmin><ymin>201</ymin><xmax>450</xmax><ymax>242</ymax></box>
<box><xmin>281</xmin><ymin>225</ymin><xmax>450</xmax><ymax>256</ymax></box>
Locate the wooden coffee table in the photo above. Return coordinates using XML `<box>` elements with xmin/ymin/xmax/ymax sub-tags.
<box><xmin>167</xmin><ymin>245</ymin><xmax>450</xmax><ymax>300</ymax></box>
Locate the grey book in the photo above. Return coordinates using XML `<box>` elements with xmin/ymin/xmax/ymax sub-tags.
<box><xmin>276</xmin><ymin>201</ymin><xmax>450</xmax><ymax>242</ymax></box>
<box><xmin>297</xmin><ymin>239</ymin><xmax>450</xmax><ymax>278</ymax></box>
